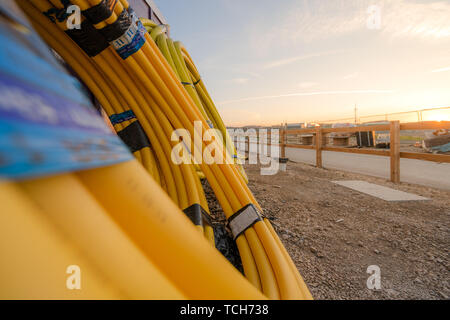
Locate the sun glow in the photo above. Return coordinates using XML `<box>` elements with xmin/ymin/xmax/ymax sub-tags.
<box><xmin>423</xmin><ymin>111</ymin><xmax>450</xmax><ymax>122</ymax></box>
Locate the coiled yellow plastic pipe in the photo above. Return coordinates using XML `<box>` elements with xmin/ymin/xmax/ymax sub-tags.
<box><xmin>14</xmin><ymin>0</ymin><xmax>312</xmax><ymax>300</ymax></box>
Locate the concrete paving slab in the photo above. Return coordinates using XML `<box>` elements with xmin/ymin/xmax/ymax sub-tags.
<box><xmin>332</xmin><ymin>180</ymin><xmax>429</xmax><ymax>201</ymax></box>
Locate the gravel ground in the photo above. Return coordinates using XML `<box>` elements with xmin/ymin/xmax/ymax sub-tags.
<box><xmin>204</xmin><ymin>161</ymin><xmax>449</xmax><ymax>300</ymax></box>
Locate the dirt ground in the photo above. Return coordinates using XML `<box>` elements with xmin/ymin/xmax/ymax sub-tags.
<box><xmin>205</xmin><ymin>161</ymin><xmax>449</xmax><ymax>300</ymax></box>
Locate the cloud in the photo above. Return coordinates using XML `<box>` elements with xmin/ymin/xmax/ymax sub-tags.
<box><xmin>298</xmin><ymin>82</ymin><xmax>318</xmax><ymax>89</ymax></box>
<box><xmin>264</xmin><ymin>50</ymin><xmax>343</xmax><ymax>69</ymax></box>
<box><xmin>218</xmin><ymin>89</ymin><xmax>394</xmax><ymax>105</ymax></box>
<box><xmin>432</xmin><ymin>66</ymin><xmax>450</xmax><ymax>73</ymax></box>
<box><xmin>342</xmin><ymin>72</ymin><xmax>359</xmax><ymax>80</ymax></box>
<box><xmin>382</xmin><ymin>1</ymin><xmax>450</xmax><ymax>39</ymax></box>
<box><xmin>232</xmin><ymin>78</ymin><xmax>250</xmax><ymax>84</ymax></box>
<box><xmin>252</xmin><ymin>0</ymin><xmax>450</xmax><ymax>49</ymax></box>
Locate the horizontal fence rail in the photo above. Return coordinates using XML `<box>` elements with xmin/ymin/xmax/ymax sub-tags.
<box><xmin>230</xmin><ymin>121</ymin><xmax>450</xmax><ymax>183</ymax></box>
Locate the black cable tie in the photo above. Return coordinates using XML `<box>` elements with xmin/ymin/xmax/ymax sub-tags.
<box><xmin>117</xmin><ymin>121</ymin><xmax>151</xmax><ymax>153</ymax></box>
<box><xmin>55</xmin><ymin>9</ymin><xmax>69</xmax><ymax>23</ymax></box>
<box><xmin>42</xmin><ymin>1</ymin><xmax>71</xmax><ymax>23</ymax></box>
<box><xmin>82</xmin><ymin>0</ymin><xmax>118</xmax><ymax>25</ymax></box>
<box><xmin>60</xmin><ymin>0</ymin><xmax>71</xmax><ymax>7</ymax></box>
<box><xmin>65</xmin><ymin>20</ymin><xmax>110</xmax><ymax>57</ymax></box>
<box><xmin>98</xmin><ymin>8</ymin><xmax>131</xmax><ymax>42</ymax></box>
<box><xmin>42</xmin><ymin>8</ymin><xmax>58</xmax><ymax>23</ymax></box>
<box><xmin>183</xmin><ymin>204</ymin><xmax>212</xmax><ymax>227</ymax></box>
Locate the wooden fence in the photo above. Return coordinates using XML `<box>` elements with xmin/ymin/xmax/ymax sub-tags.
<box><xmin>233</xmin><ymin>121</ymin><xmax>450</xmax><ymax>183</ymax></box>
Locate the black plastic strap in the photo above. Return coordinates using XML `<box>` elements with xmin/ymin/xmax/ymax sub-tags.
<box><xmin>42</xmin><ymin>8</ymin><xmax>58</xmax><ymax>23</ymax></box>
<box><xmin>65</xmin><ymin>20</ymin><xmax>109</xmax><ymax>57</ymax></box>
<box><xmin>98</xmin><ymin>8</ymin><xmax>131</xmax><ymax>42</ymax></box>
<box><xmin>60</xmin><ymin>0</ymin><xmax>71</xmax><ymax>7</ymax></box>
<box><xmin>227</xmin><ymin>204</ymin><xmax>262</xmax><ymax>240</ymax></box>
<box><xmin>183</xmin><ymin>204</ymin><xmax>212</xmax><ymax>227</ymax></box>
<box><xmin>117</xmin><ymin>121</ymin><xmax>150</xmax><ymax>153</ymax></box>
<box><xmin>43</xmin><ymin>7</ymin><xmax>66</xmax><ymax>23</ymax></box>
<box><xmin>82</xmin><ymin>0</ymin><xmax>117</xmax><ymax>25</ymax></box>
<box><xmin>43</xmin><ymin>0</ymin><xmax>72</xmax><ymax>23</ymax></box>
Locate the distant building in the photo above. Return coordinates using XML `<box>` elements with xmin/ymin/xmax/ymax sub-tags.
<box><xmin>286</xmin><ymin>123</ymin><xmax>305</xmax><ymax>129</ymax></box>
<box><xmin>128</xmin><ymin>0</ymin><xmax>168</xmax><ymax>27</ymax></box>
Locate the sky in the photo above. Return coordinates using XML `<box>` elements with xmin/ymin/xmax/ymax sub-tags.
<box><xmin>154</xmin><ymin>0</ymin><xmax>450</xmax><ymax>126</ymax></box>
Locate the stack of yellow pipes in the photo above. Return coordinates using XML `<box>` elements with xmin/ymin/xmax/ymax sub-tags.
<box><xmin>143</xmin><ymin>19</ymin><xmax>248</xmax><ymax>184</ymax></box>
<box><xmin>10</xmin><ymin>0</ymin><xmax>313</xmax><ymax>300</ymax></box>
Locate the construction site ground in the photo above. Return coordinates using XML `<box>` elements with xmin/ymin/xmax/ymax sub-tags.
<box><xmin>205</xmin><ymin>161</ymin><xmax>449</xmax><ymax>300</ymax></box>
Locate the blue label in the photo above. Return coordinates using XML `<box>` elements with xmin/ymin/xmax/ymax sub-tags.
<box><xmin>110</xmin><ymin>110</ymin><xmax>136</xmax><ymax>125</ymax></box>
<box><xmin>0</xmin><ymin>119</ymin><xmax>131</xmax><ymax>179</ymax></box>
<box><xmin>0</xmin><ymin>18</ymin><xmax>133</xmax><ymax>180</ymax></box>
<box><xmin>0</xmin><ymin>73</ymin><xmax>108</xmax><ymax>133</ymax></box>
<box><xmin>111</xmin><ymin>16</ymin><xmax>147</xmax><ymax>60</ymax></box>
<box><xmin>0</xmin><ymin>72</ymin><xmax>132</xmax><ymax>180</ymax></box>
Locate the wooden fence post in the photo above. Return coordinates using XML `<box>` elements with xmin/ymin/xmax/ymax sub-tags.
<box><xmin>280</xmin><ymin>127</ymin><xmax>286</xmax><ymax>159</ymax></box>
<box><xmin>315</xmin><ymin>126</ymin><xmax>323</xmax><ymax>168</ymax></box>
<box><xmin>246</xmin><ymin>135</ymin><xmax>250</xmax><ymax>155</ymax></box>
<box><xmin>390</xmin><ymin>121</ymin><xmax>400</xmax><ymax>183</ymax></box>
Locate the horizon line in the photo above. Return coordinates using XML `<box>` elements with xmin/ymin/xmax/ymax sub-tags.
<box><xmin>218</xmin><ymin>89</ymin><xmax>395</xmax><ymax>106</ymax></box>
